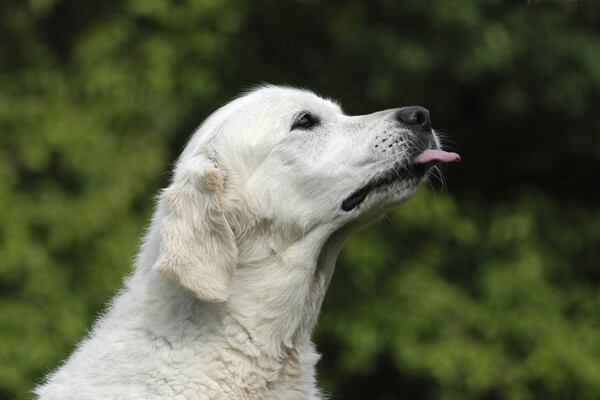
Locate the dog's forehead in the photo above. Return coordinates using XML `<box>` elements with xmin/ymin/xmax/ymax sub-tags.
<box><xmin>248</xmin><ymin>87</ymin><xmax>343</xmax><ymax>118</ymax></box>
<box><xmin>288</xmin><ymin>90</ymin><xmax>342</xmax><ymax>114</ymax></box>
<box><xmin>182</xmin><ymin>87</ymin><xmax>344</xmax><ymax>159</ymax></box>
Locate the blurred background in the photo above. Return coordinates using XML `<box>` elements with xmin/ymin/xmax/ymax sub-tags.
<box><xmin>1</xmin><ymin>0</ymin><xmax>600</xmax><ymax>399</ymax></box>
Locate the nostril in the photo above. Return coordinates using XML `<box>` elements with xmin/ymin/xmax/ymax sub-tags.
<box><xmin>396</xmin><ymin>106</ymin><xmax>431</xmax><ymax>128</ymax></box>
<box><xmin>414</xmin><ymin>111</ymin><xmax>426</xmax><ymax>125</ymax></box>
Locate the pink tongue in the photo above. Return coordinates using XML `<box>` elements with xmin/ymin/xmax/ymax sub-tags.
<box><xmin>414</xmin><ymin>149</ymin><xmax>461</xmax><ymax>165</ymax></box>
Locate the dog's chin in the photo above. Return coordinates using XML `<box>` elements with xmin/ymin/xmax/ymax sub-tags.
<box><xmin>340</xmin><ymin>163</ymin><xmax>427</xmax><ymax>213</ymax></box>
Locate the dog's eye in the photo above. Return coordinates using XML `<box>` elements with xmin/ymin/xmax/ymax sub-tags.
<box><xmin>291</xmin><ymin>113</ymin><xmax>319</xmax><ymax>131</ymax></box>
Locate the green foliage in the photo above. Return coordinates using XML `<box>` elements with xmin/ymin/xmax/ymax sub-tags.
<box><xmin>1</xmin><ymin>1</ymin><xmax>599</xmax><ymax>399</ymax></box>
<box><xmin>318</xmin><ymin>191</ymin><xmax>600</xmax><ymax>399</ymax></box>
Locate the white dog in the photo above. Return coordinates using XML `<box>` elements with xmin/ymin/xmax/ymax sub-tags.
<box><xmin>35</xmin><ymin>86</ymin><xmax>459</xmax><ymax>400</ymax></box>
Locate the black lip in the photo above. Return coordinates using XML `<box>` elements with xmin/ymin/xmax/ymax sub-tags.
<box><xmin>341</xmin><ymin>162</ymin><xmax>427</xmax><ymax>212</ymax></box>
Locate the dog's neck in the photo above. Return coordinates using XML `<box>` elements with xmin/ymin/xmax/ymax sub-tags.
<box><xmin>132</xmin><ymin>220</ymin><xmax>349</xmax><ymax>355</ymax></box>
<box><xmin>118</xmin><ymin>214</ymin><xmax>363</xmax><ymax>400</ymax></box>
<box><xmin>124</xmin><ymin>223</ymin><xmax>347</xmax><ymax>397</ymax></box>
<box><xmin>225</xmin><ymin>224</ymin><xmax>349</xmax><ymax>358</ymax></box>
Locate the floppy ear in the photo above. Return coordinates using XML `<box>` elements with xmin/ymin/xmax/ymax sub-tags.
<box><xmin>156</xmin><ymin>158</ymin><xmax>238</xmax><ymax>302</ymax></box>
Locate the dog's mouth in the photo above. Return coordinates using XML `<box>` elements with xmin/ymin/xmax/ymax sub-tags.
<box><xmin>341</xmin><ymin>149</ymin><xmax>460</xmax><ymax>212</ymax></box>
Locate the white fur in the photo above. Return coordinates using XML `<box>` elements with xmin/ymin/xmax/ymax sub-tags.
<box><xmin>36</xmin><ymin>86</ymin><xmax>437</xmax><ymax>399</ymax></box>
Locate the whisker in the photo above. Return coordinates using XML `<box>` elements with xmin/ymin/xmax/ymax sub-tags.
<box><xmin>382</xmin><ymin>208</ymin><xmax>399</xmax><ymax>231</ymax></box>
<box><xmin>428</xmin><ymin>165</ymin><xmax>448</xmax><ymax>192</ymax></box>
<box><xmin>434</xmin><ymin>130</ymin><xmax>460</xmax><ymax>152</ymax></box>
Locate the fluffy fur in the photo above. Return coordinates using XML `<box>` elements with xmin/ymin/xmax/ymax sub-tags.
<box><xmin>36</xmin><ymin>86</ymin><xmax>450</xmax><ymax>399</ymax></box>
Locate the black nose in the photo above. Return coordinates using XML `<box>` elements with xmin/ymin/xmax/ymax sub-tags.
<box><xmin>395</xmin><ymin>106</ymin><xmax>431</xmax><ymax>130</ymax></box>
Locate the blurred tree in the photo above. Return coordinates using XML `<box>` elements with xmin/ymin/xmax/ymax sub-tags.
<box><xmin>0</xmin><ymin>0</ymin><xmax>599</xmax><ymax>399</ymax></box>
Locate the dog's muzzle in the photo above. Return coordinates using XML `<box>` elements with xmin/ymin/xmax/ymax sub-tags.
<box><xmin>340</xmin><ymin>107</ymin><xmax>460</xmax><ymax>212</ymax></box>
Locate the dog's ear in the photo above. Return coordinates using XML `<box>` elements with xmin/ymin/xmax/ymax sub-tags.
<box><xmin>156</xmin><ymin>157</ymin><xmax>238</xmax><ymax>302</ymax></box>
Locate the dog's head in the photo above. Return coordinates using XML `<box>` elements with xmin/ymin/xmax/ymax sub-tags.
<box><xmin>154</xmin><ymin>86</ymin><xmax>459</xmax><ymax>302</ymax></box>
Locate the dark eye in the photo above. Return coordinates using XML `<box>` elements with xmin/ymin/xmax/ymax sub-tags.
<box><xmin>291</xmin><ymin>113</ymin><xmax>319</xmax><ymax>131</ymax></box>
